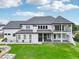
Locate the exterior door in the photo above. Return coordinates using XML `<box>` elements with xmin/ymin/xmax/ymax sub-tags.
<box><xmin>38</xmin><ymin>33</ymin><xmax>42</xmax><ymax>42</ymax></box>
<box><xmin>44</xmin><ymin>34</ymin><xmax>51</xmax><ymax>42</ymax></box>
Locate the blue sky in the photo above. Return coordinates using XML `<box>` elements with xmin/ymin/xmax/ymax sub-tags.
<box><xmin>0</xmin><ymin>0</ymin><xmax>79</xmax><ymax>24</ymax></box>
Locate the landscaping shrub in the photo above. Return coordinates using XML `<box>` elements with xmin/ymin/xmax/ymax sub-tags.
<box><xmin>0</xmin><ymin>50</ymin><xmax>1</xmax><ymax>53</ymax></box>
<box><xmin>2</xmin><ymin>38</ymin><xmax>7</xmax><ymax>42</ymax></box>
<box><xmin>73</xmin><ymin>33</ymin><xmax>79</xmax><ymax>42</ymax></box>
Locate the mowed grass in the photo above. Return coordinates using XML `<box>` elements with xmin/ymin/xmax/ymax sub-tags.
<box><xmin>6</xmin><ymin>43</ymin><xmax>79</xmax><ymax>59</ymax></box>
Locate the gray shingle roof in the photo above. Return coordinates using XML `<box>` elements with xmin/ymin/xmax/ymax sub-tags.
<box><xmin>3</xmin><ymin>16</ymin><xmax>73</xmax><ymax>29</ymax></box>
<box><xmin>16</xmin><ymin>30</ymin><xmax>33</xmax><ymax>34</ymax></box>
<box><xmin>21</xmin><ymin>16</ymin><xmax>56</xmax><ymax>25</ymax></box>
<box><xmin>0</xmin><ymin>24</ymin><xmax>5</xmax><ymax>27</ymax></box>
<box><xmin>3</xmin><ymin>21</ymin><xmax>25</xmax><ymax>29</ymax></box>
<box><xmin>54</xmin><ymin>16</ymin><xmax>73</xmax><ymax>24</ymax></box>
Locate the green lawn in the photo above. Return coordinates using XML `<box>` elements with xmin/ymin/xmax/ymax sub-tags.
<box><xmin>6</xmin><ymin>43</ymin><xmax>79</xmax><ymax>59</ymax></box>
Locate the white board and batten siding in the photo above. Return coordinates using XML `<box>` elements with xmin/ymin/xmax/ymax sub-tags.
<box><xmin>16</xmin><ymin>34</ymin><xmax>38</xmax><ymax>43</ymax></box>
<box><xmin>3</xmin><ymin>29</ymin><xmax>20</xmax><ymax>40</ymax></box>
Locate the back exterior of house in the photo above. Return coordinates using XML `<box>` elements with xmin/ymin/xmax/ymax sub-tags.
<box><xmin>2</xmin><ymin>16</ymin><xmax>75</xmax><ymax>45</ymax></box>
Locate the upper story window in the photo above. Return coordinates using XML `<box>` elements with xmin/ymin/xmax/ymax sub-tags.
<box><xmin>26</xmin><ymin>25</ymin><xmax>30</xmax><ymax>29</ymax></box>
<box><xmin>38</xmin><ymin>25</ymin><xmax>48</xmax><ymax>29</ymax></box>
<box><xmin>55</xmin><ymin>25</ymin><xmax>61</xmax><ymax>31</ymax></box>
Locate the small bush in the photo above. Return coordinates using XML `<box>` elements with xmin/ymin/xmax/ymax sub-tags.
<box><xmin>73</xmin><ymin>33</ymin><xmax>79</xmax><ymax>42</ymax></box>
<box><xmin>0</xmin><ymin>50</ymin><xmax>2</xmax><ymax>53</ymax></box>
<box><xmin>2</xmin><ymin>38</ymin><xmax>7</xmax><ymax>42</ymax></box>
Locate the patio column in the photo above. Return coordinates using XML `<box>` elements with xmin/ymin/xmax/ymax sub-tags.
<box><xmin>61</xmin><ymin>24</ymin><xmax>63</xmax><ymax>43</ymax></box>
<box><xmin>71</xmin><ymin>24</ymin><xmax>72</xmax><ymax>33</ymax></box>
<box><xmin>42</xmin><ymin>34</ymin><xmax>44</xmax><ymax>43</ymax></box>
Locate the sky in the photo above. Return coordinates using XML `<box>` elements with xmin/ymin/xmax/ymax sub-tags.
<box><xmin>0</xmin><ymin>0</ymin><xmax>79</xmax><ymax>24</ymax></box>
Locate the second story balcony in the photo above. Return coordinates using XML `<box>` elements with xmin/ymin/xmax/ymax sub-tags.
<box><xmin>53</xmin><ymin>24</ymin><xmax>72</xmax><ymax>32</ymax></box>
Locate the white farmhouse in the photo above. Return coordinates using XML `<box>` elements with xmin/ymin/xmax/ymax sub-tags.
<box><xmin>2</xmin><ymin>16</ymin><xmax>75</xmax><ymax>45</ymax></box>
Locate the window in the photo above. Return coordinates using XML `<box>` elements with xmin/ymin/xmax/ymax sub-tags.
<box><xmin>8</xmin><ymin>33</ymin><xmax>11</xmax><ymax>35</ymax></box>
<box><xmin>62</xmin><ymin>25</ymin><xmax>64</xmax><ymax>31</ymax></box>
<box><xmin>43</xmin><ymin>26</ymin><xmax>45</xmax><ymax>29</ymax></box>
<box><xmin>54</xmin><ymin>34</ymin><xmax>56</xmax><ymax>39</ymax></box>
<box><xmin>38</xmin><ymin>34</ymin><xmax>42</xmax><ymax>42</ymax></box>
<box><xmin>29</xmin><ymin>34</ymin><xmax>32</xmax><ymax>40</ymax></box>
<box><xmin>41</xmin><ymin>26</ymin><xmax>42</xmax><ymax>29</ymax></box>
<box><xmin>55</xmin><ymin>25</ymin><xmax>61</xmax><ymax>31</ymax></box>
<box><xmin>24</xmin><ymin>34</ymin><xmax>26</xmax><ymax>39</ymax></box>
<box><xmin>5</xmin><ymin>34</ymin><xmax>7</xmax><ymax>35</ymax></box>
<box><xmin>46</xmin><ymin>26</ymin><xmax>47</xmax><ymax>29</ymax></box>
<box><xmin>47</xmin><ymin>34</ymin><xmax>51</xmax><ymax>39</ymax></box>
<box><xmin>62</xmin><ymin>33</ymin><xmax>66</xmax><ymax>38</ymax></box>
<box><xmin>18</xmin><ymin>35</ymin><xmax>21</xmax><ymax>39</ymax></box>
<box><xmin>26</xmin><ymin>25</ymin><xmax>30</xmax><ymax>29</ymax></box>
<box><xmin>13</xmin><ymin>34</ymin><xmax>15</xmax><ymax>37</ymax></box>
<box><xmin>38</xmin><ymin>25</ymin><xmax>48</xmax><ymax>29</ymax></box>
<box><xmin>38</xmin><ymin>26</ymin><xmax>40</xmax><ymax>29</ymax></box>
<box><xmin>58</xmin><ymin>34</ymin><xmax>61</xmax><ymax>38</ymax></box>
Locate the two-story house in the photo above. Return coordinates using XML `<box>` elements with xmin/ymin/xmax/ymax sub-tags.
<box><xmin>2</xmin><ymin>16</ymin><xmax>75</xmax><ymax>45</ymax></box>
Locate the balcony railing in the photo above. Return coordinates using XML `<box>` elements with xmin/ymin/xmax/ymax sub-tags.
<box><xmin>53</xmin><ymin>29</ymin><xmax>71</xmax><ymax>32</ymax></box>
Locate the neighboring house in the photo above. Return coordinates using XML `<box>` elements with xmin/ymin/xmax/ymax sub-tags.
<box><xmin>0</xmin><ymin>24</ymin><xmax>5</xmax><ymax>38</ymax></box>
<box><xmin>2</xmin><ymin>16</ymin><xmax>75</xmax><ymax>45</ymax></box>
<box><xmin>0</xmin><ymin>24</ymin><xmax>5</xmax><ymax>32</ymax></box>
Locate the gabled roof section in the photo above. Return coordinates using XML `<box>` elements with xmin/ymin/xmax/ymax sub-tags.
<box><xmin>21</xmin><ymin>16</ymin><xmax>56</xmax><ymax>25</ymax></box>
<box><xmin>3</xmin><ymin>21</ymin><xmax>25</xmax><ymax>29</ymax></box>
<box><xmin>54</xmin><ymin>16</ymin><xmax>73</xmax><ymax>24</ymax></box>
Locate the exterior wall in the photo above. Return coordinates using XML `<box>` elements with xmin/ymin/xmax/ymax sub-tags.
<box><xmin>21</xmin><ymin>24</ymin><xmax>55</xmax><ymax>31</ymax></box>
<box><xmin>21</xmin><ymin>25</ymin><xmax>33</xmax><ymax>30</ymax></box>
<box><xmin>16</xmin><ymin>34</ymin><xmax>38</xmax><ymax>43</ymax></box>
<box><xmin>31</xmin><ymin>34</ymin><xmax>38</xmax><ymax>43</ymax></box>
<box><xmin>3</xmin><ymin>24</ymin><xmax>75</xmax><ymax>44</ymax></box>
<box><xmin>3</xmin><ymin>29</ymin><xmax>20</xmax><ymax>40</ymax></box>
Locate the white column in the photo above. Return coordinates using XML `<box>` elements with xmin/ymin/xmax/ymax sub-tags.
<box><xmin>42</xmin><ymin>34</ymin><xmax>44</xmax><ymax>43</ymax></box>
<box><xmin>61</xmin><ymin>24</ymin><xmax>62</xmax><ymax>43</ymax></box>
<box><xmin>71</xmin><ymin>24</ymin><xmax>72</xmax><ymax>33</ymax></box>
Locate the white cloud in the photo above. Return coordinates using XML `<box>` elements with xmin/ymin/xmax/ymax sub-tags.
<box><xmin>13</xmin><ymin>11</ymin><xmax>44</xmax><ymax>17</ymax></box>
<box><xmin>0</xmin><ymin>20</ymin><xmax>9</xmax><ymax>24</ymax></box>
<box><xmin>26</xmin><ymin>0</ymin><xmax>49</xmax><ymax>5</ymax></box>
<box><xmin>61</xmin><ymin>0</ymin><xmax>70</xmax><ymax>2</ymax></box>
<box><xmin>38</xmin><ymin>0</ymin><xmax>79</xmax><ymax>12</ymax></box>
<box><xmin>0</xmin><ymin>0</ymin><xmax>22</xmax><ymax>8</ymax></box>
